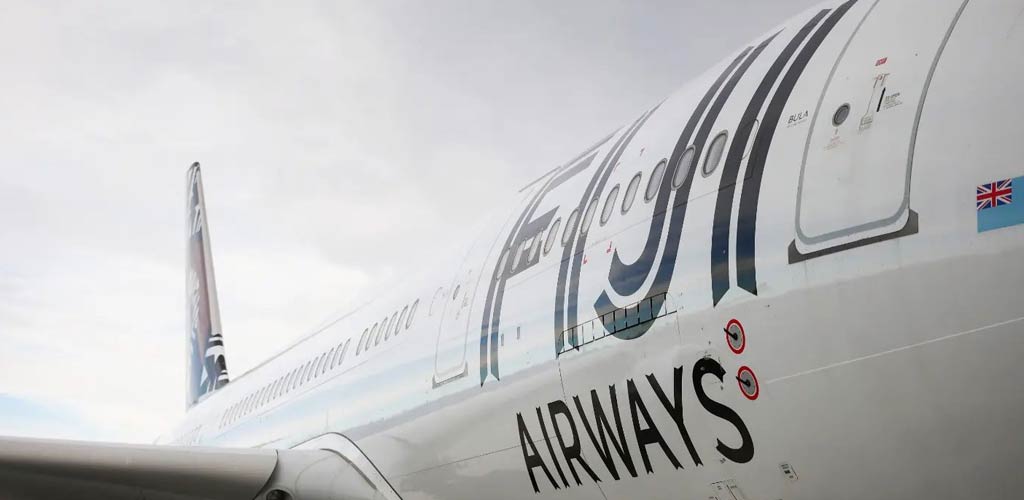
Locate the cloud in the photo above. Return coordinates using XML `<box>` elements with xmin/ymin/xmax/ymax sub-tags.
<box><xmin>0</xmin><ymin>0</ymin><xmax>820</xmax><ymax>442</ymax></box>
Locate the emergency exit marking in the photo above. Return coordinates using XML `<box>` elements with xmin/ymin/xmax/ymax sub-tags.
<box><xmin>780</xmin><ymin>462</ymin><xmax>799</xmax><ymax>482</ymax></box>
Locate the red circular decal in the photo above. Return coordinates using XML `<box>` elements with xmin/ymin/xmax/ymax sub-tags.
<box><xmin>736</xmin><ymin>366</ymin><xmax>759</xmax><ymax>400</ymax></box>
<box><xmin>725</xmin><ymin>318</ymin><xmax>746</xmax><ymax>354</ymax></box>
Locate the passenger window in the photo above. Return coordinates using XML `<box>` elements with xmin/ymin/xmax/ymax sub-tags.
<box><xmin>703</xmin><ymin>131</ymin><xmax>728</xmax><ymax>177</ymax></box>
<box><xmin>385</xmin><ymin>311</ymin><xmax>400</xmax><ymax>340</ymax></box>
<box><xmin>343</xmin><ymin>338</ymin><xmax>352</xmax><ymax>361</ymax></box>
<box><xmin>581</xmin><ymin>198</ymin><xmax>598</xmax><ymax>234</ymax></box>
<box><xmin>324</xmin><ymin>348</ymin><xmax>336</xmax><ymax>373</ymax></box>
<box><xmin>362</xmin><ymin>325</ymin><xmax>377</xmax><ymax>354</ymax></box>
<box><xmin>562</xmin><ymin>208</ymin><xmax>580</xmax><ymax>245</ymax></box>
<box><xmin>312</xmin><ymin>355</ymin><xmax>322</xmax><ymax>379</ymax></box>
<box><xmin>544</xmin><ymin>218</ymin><xmax>561</xmax><ymax>255</ymax></box>
<box><xmin>672</xmin><ymin>147</ymin><xmax>695</xmax><ymax>189</ymax></box>
<box><xmin>601</xmin><ymin>185</ymin><xmax>620</xmax><ymax>225</ymax></box>
<box><xmin>429</xmin><ymin>286</ymin><xmax>445</xmax><ymax>316</ymax></box>
<box><xmin>356</xmin><ymin>328</ymin><xmax>366</xmax><ymax>355</ymax></box>
<box><xmin>396</xmin><ymin>306</ymin><xmax>409</xmax><ymax>336</ymax></box>
<box><xmin>622</xmin><ymin>173</ymin><xmax>642</xmax><ymax>214</ymax></box>
<box><xmin>375</xmin><ymin>317</ymin><xmax>389</xmax><ymax>345</ymax></box>
<box><xmin>333</xmin><ymin>340</ymin><xmax>346</xmax><ymax>366</ymax></box>
<box><xmin>495</xmin><ymin>248</ymin><xmax>509</xmax><ymax>275</ymax></box>
<box><xmin>316</xmin><ymin>352</ymin><xmax>328</xmax><ymax>377</ymax></box>
<box><xmin>302</xmin><ymin>361</ymin><xmax>313</xmax><ymax>384</ymax></box>
<box><xmin>406</xmin><ymin>299</ymin><xmax>419</xmax><ymax>329</ymax></box>
<box><xmin>646</xmin><ymin>159</ymin><xmax>667</xmax><ymax>202</ymax></box>
<box><xmin>510</xmin><ymin>238</ymin><xmax>529</xmax><ymax>272</ymax></box>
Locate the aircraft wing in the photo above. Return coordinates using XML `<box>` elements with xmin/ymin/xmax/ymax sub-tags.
<box><xmin>0</xmin><ymin>435</ymin><xmax>380</xmax><ymax>500</ymax></box>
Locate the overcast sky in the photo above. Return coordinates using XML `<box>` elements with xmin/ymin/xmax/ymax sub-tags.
<box><xmin>0</xmin><ymin>0</ymin><xmax>820</xmax><ymax>443</ymax></box>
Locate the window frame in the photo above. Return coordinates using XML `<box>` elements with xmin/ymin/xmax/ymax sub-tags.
<box><xmin>622</xmin><ymin>172</ymin><xmax>642</xmax><ymax>214</ymax></box>
<box><xmin>580</xmin><ymin>197</ymin><xmax>599</xmax><ymax>234</ymax></box>
<box><xmin>544</xmin><ymin>218</ymin><xmax>561</xmax><ymax>255</ymax></box>
<box><xmin>702</xmin><ymin>130</ymin><xmax>728</xmax><ymax>177</ymax></box>
<box><xmin>601</xmin><ymin>185</ymin><xmax>620</xmax><ymax>225</ymax></box>
<box><xmin>385</xmin><ymin>311</ymin><xmax>400</xmax><ymax>340</ymax></box>
<box><xmin>562</xmin><ymin>208</ymin><xmax>580</xmax><ymax>245</ymax></box>
<box><xmin>646</xmin><ymin>159</ymin><xmax>667</xmax><ymax>202</ymax></box>
<box><xmin>406</xmin><ymin>300</ymin><xmax>419</xmax><ymax>329</ymax></box>
<box><xmin>672</xmin><ymin>146</ymin><xmax>696</xmax><ymax>189</ymax></box>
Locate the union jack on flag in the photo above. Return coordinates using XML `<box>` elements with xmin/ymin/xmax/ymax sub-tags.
<box><xmin>977</xmin><ymin>179</ymin><xmax>1013</xmax><ymax>210</ymax></box>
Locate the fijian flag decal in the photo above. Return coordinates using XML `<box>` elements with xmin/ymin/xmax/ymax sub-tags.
<box><xmin>978</xmin><ymin>177</ymin><xmax>1024</xmax><ymax>232</ymax></box>
<box><xmin>186</xmin><ymin>163</ymin><xmax>229</xmax><ymax>407</ymax></box>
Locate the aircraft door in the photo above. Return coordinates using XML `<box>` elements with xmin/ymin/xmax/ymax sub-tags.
<box><xmin>432</xmin><ymin>267</ymin><xmax>477</xmax><ymax>387</ymax></box>
<box><xmin>791</xmin><ymin>0</ymin><xmax>967</xmax><ymax>260</ymax></box>
<box><xmin>432</xmin><ymin>231</ymin><xmax>501</xmax><ymax>388</ymax></box>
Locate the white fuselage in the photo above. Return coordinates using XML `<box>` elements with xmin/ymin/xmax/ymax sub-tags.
<box><xmin>160</xmin><ymin>1</ymin><xmax>1024</xmax><ymax>498</ymax></box>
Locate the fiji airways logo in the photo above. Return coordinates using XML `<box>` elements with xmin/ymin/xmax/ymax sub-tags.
<box><xmin>516</xmin><ymin>360</ymin><xmax>753</xmax><ymax>493</ymax></box>
<box><xmin>478</xmin><ymin>106</ymin><xmax>672</xmax><ymax>385</ymax></box>
<box><xmin>476</xmin><ymin>0</ymin><xmax>853</xmax><ymax>383</ymax></box>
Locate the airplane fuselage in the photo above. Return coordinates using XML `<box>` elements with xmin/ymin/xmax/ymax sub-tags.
<box><xmin>160</xmin><ymin>1</ymin><xmax>1024</xmax><ymax>498</ymax></box>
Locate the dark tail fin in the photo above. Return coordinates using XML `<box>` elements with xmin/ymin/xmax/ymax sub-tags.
<box><xmin>185</xmin><ymin>163</ymin><xmax>229</xmax><ymax>408</ymax></box>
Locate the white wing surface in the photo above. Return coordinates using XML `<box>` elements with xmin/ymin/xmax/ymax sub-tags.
<box><xmin>0</xmin><ymin>436</ymin><xmax>379</xmax><ymax>500</ymax></box>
